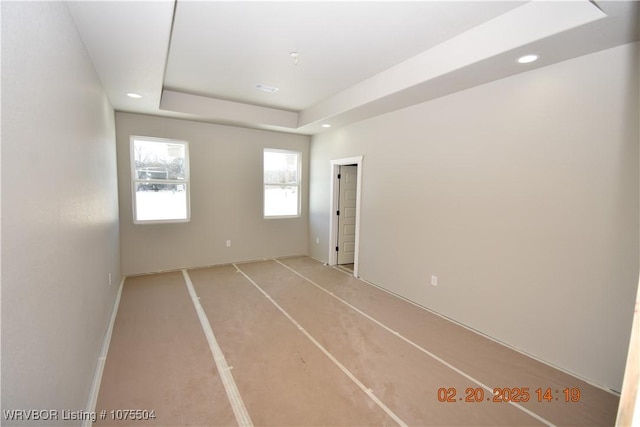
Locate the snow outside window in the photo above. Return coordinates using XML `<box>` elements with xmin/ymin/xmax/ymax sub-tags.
<box><xmin>264</xmin><ymin>149</ymin><xmax>301</xmax><ymax>218</ymax></box>
<box><xmin>130</xmin><ymin>136</ymin><xmax>190</xmax><ymax>224</ymax></box>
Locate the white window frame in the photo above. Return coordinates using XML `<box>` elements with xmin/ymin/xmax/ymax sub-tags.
<box><xmin>263</xmin><ymin>148</ymin><xmax>301</xmax><ymax>219</ymax></box>
<box><xmin>130</xmin><ymin>136</ymin><xmax>191</xmax><ymax>224</ymax></box>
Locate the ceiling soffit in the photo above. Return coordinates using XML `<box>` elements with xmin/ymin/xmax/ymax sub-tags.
<box><xmin>68</xmin><ymin>1</ymin><xmax>639</xmax><ymax>135</ymax></box>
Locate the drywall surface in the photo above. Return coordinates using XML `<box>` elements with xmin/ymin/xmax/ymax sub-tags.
<box><xmin>309</xmin><ymin>42</ymin><xmax>639</xmax><ymax>392</ymax></box>
<box><xmin>2</xmin><ymin>2</ymin><xmax>121</xmax><ymax>424</ymax></box>
<box><xmin>116</xmin><ymin>113</ymin><xmax>310</xmax><ymax>275</ymax></box>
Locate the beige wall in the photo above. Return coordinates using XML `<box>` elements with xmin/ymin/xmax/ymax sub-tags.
<box><xmin>116</xmin><ymin>113</ymin><xmax>310</xmax><ymax>275</ymax></box>
<box><xmin>1</xmin><ymin>2</ymin><xmax>121</xmax><ymax>423</ymax></box>
<box><xmin>309</xmin><ymin>42</ymin><xmax>640</xmax><ymax>392</ymax></box>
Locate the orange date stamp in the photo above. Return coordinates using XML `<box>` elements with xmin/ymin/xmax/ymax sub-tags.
<box><xmin>436</xmin><ymin>387</ymin><xmax>581</xmax><ymax>403</ymax></box>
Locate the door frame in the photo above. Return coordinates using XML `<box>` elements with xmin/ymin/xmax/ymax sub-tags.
<box><xmin>329</xmin><ymin>156</ymin><xmax>363</xmax><ymax>277</ymax></box>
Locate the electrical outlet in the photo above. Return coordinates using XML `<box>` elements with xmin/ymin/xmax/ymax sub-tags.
<box><xmin>108</xmin><ymin>273</ymin><xmax>112</xmax><ymax>286</ymax></box>
<box><xmin>316</xmin><ymin>237</ymin><xmax>320</xmax><ymax>244</ymax></box>
<box><xmin>431</xmin><ymin>275</ymin><xmax>438</xmax><ymax>286</ymax></box>
<box><xmin>226</xmin><ymin>240</ymin><xmax>232</xmax><ymax>247</ymax></box>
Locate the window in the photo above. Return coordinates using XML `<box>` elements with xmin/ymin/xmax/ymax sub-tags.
<box><xmin>264</xmin><ymin>149</ymin><xmax>301</xmax><ymax>218</ymax></box>
<box><xmin>130</xmin><ymin>136</ymin><xmax>190</xmax><ymax>223</ymax></box>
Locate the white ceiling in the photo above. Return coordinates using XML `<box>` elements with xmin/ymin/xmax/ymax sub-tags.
<box><xmin>164</xmin><ymin>1</ymin><xmax>524</xmax><ymax>111</ymax></box>
<box><xmin>68</xmin><ymin>1</ymin><xmax>639</xmax><ymax>135</ymax></box>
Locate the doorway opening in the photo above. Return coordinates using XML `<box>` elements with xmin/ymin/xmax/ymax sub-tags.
<box><xmin>329</xmin><ymin>156</ymin><xmax>363</xmax><ymax>277</ymax></box>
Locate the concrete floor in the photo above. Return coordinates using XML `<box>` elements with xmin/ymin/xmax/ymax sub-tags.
<box><xmin>94</xmin><ymin>257</ymin><xmax>619</xmax><ymax>426</ymax></box>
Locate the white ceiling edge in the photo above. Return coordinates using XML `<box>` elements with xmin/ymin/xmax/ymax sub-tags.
<box><xmin>66</xmin><ymin>0</ymin><xmax>637</xmax><ymax>136</ymax></box>
<box><xmin>159</xmin><ymin>0</ymin><xmax>608</xmax><ymax>134</ymax></box>
<box><xmin>67</xmin><ymin>1</ymin><xmax>174</xmax><ymax>115</ymax></box>
<box><xmin>298</xmin><ymin>0</ymin><xmax>606</xmax><ymax>128</ymax></box>
<box><xmin>160</xmin><ymin>90</ymin><xmax>298</xmax><ymax>128</ymax></box>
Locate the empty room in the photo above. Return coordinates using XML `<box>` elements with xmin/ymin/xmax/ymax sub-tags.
<box><xmin>2</xmin><ymin>1</ymin><xmax>640</xmax><ymax>426</ymax></box>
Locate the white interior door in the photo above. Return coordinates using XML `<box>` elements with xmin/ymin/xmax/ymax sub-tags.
<box><xmin>337</xmin><ymin>165</ymin><xmax>357</xmax><ymax>265</ymax></box>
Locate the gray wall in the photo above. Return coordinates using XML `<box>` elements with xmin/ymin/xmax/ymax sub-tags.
<box><xmin>309</xmin><ymin>42</ymin><xmax>639</xmax><ymax>392</ymax></box>
<box><xmin>2</xmin><ymin>2</ymin><xmax>121</xmax><ymax>423</ymax></box>
<box><xmin>116</xmin><ymin>113</ymin><xmax>310</xmax><ymax>275</ymax></box>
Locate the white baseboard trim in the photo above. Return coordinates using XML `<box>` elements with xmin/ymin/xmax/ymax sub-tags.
<box><xmin>83</xmin><ymin>277</ymin><xmax>124</xmax><ymax>427</ymax></box>
<box><xmin>357</xmin><ymin>274</ymin><xmax>621</xmax><ymax>396</ymax></box>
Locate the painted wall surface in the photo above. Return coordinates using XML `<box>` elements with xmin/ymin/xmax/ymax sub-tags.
<box><xmin>116</xmin><ymin>113</ymin><xmax>310</xmax><ymax>275</ymax></box>
<box><xmin>309</xmin><ymin>42</ymin><xmax>639</xmax><ymax>392</ymax></box>
<box><xmin>1</xmin><ymin>2</ymin><xmax>121</xmax><ymax>423</ymax></box>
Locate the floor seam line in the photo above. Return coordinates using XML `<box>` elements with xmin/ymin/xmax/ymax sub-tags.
<box><xmin>232</xmin><ymin>263</ymin><xmax>408</xmax><ymax>427</ymax></box>
<box><xmin>350</xmin><ymin>269</ymin><xmax>616</xmax><ymax>396</ymax></box>
<box><xmin>274</xmin><ymin>259</ymin><xmax>556</xmax><ymax>427</ymax></box>
<box><xmin>182</xmin><ymin>269</ymin><xmax>253</xmax><ymax>427</ymax></box>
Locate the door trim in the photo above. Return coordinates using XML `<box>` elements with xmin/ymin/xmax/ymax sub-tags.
<box><xmin>329</xmin><ymin>156</ymin><xmax>363</xmax><ymax>277</ymax></box>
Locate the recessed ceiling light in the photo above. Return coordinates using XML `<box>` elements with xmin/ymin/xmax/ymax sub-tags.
<box><xmin>255</xmin><ymin>83</ymin><xmax>279</xmax><ymax>93</ymax></box>
<box><xmin>321</xmin><ymin>124</ymin><xmax>331</xmax><ymax>128</ymax></box>
<box><xmin>126</xmin><ymin>92</ymin><xmax>142</xmax><ymax>99</ymax></box>
<box><xmin>517</xmin><ymin>54</ymin><xmax>539</xmax><ymax>64</ymax></box>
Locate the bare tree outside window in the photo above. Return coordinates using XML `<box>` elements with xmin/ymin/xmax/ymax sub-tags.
<box><xmin>130</xmin><ymin>136</ymin><xmax>190</xmax><ymax>223</ymax></box>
